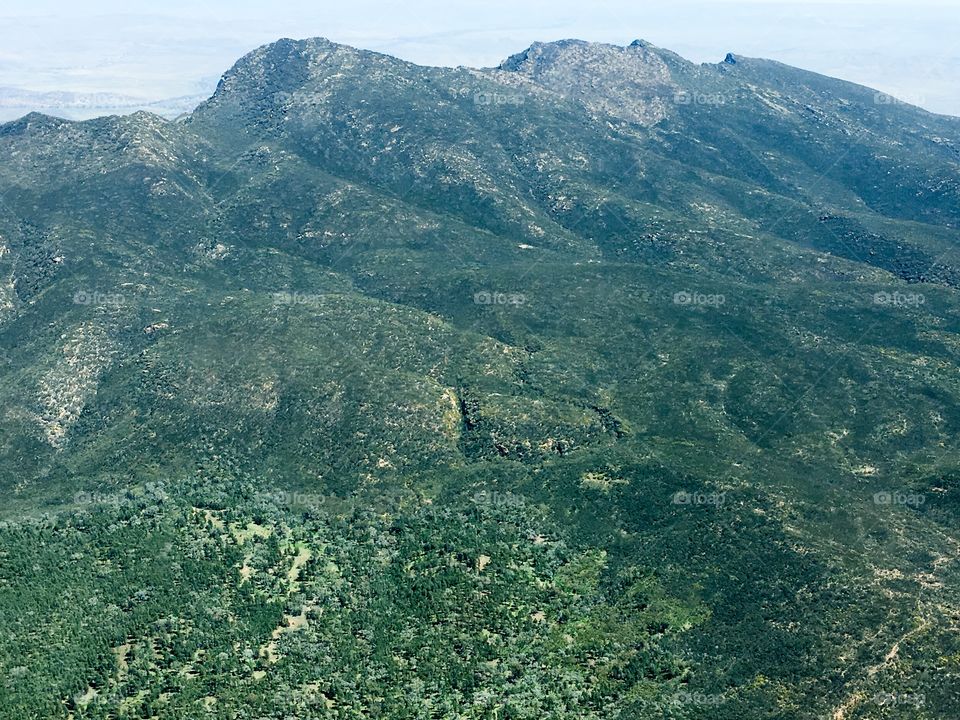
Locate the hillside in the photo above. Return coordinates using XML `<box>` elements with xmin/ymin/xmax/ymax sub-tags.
<box><xmin>0</xmin><ymin>37</ymin><xmax>959</xmax><ymax>719</ymax></box>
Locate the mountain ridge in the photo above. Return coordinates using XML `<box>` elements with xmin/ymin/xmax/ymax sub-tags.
<box><xmin>4</xmin><ymin>36</ymin><xmax>959</xmax><ymax>129</ymax></box>
<box><xmin>0</xmin><ymin>35</ymin><xmax>959</xmax><ymax>720</ymax></box>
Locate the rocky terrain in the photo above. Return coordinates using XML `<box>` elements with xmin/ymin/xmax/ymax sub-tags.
<box><xmin>0</xmin><ymin>37</ymin><xmax>958</xmax><ymax>719</ymax></box>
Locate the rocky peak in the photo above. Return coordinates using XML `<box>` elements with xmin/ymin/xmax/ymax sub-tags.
<box><xmin>0</xmin><ymin>111</ymin><xmax>68</xmax><ymax>137</ymax></box>
<box><xmin>494</xmin><ymin>39</ymin><xmax>678</xmax><ymax>126</ymax></box>
<box><xmin>211</xmin><ymin>37</ymin><xmax>340</xmax><ymax>100</ymax></box>
<box><xmin>194</xmin><ymin>36</ymin><xmax>415</xmax><ymax>124</ymax></box>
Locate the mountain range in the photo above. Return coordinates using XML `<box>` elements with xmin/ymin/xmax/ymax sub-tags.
<box><xmin>0</xmin><ymin>37</ymin><xmax>959</xmax><ymax>719</ymax></box>
<box><xmin>0</xmin><ymin>87</ymin><xmax>210</xmax><ymax>123</ymax></box>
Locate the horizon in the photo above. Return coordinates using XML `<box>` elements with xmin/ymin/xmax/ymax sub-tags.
<box><xmin>1</xmin><ymin>0</ymin><xmax>957</xmax><ymax>120</ymax></box>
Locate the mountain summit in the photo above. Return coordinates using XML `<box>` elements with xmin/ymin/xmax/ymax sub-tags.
<box><xmin>496</xmin><ymin>39</ymin><xmax>677</xmax><ymax>124</ymax></box>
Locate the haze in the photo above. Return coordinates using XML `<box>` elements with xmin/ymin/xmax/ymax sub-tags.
<box><xmin>1</xmin><ymin>0</ymin><xmax>958</xmax><ymax>118</ymax></box>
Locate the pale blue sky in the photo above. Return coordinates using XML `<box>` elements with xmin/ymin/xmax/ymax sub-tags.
<box><xmin>1</xmin><ymin>0</ymin><xmax>958</xmax><ymax>116</ymax></box>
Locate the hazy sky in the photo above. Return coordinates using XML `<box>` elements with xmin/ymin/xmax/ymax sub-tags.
<box><xmin>1</xmin><ymin>0</ymin><xmax>958</xmax><ymax>115</ymax></box>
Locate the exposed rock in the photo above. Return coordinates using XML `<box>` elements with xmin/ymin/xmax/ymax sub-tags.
<box><xmin>495</xmin><ymin>39</ymin><xmax>677</xmax><ymax>125</ymax></box>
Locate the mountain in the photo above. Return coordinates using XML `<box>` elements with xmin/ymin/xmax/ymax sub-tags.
<box><xmin>0</xmin><ymin>86</ymin><xmax>211</xmax><ymax>122</ymax></box>
<box><xmin>0</xmin><ymin>37</ymin><xmax>959</xmax><ymax>719</ymax></box>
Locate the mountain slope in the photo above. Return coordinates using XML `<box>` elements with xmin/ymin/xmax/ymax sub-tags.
<box><xmin>0</xmin><ymin>37</ymin><xmax>959</xmax><ymax>720</ymax></box>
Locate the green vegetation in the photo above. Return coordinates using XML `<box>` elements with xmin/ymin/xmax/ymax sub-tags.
<box><xmin>0</xmin><ymin>37</ymin><xmax>959</xmax><ymax>718</ymax></box>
